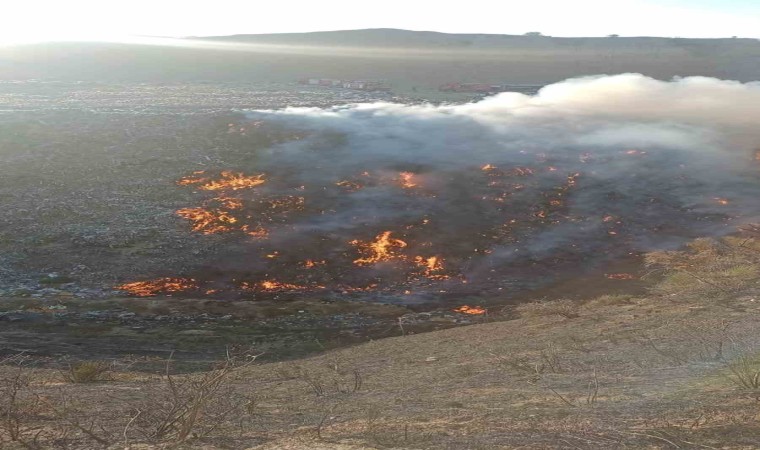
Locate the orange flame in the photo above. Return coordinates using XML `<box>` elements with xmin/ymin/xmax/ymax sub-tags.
<box><xmin>199</xmin><ymin>171</ymin><xmax>266</xmax><ymax>191</ymax></box>
<box><xmin>351</xmin><ymin>231</ymin><xmax>408</xmax><ymax>265</ymax></box>
<box><xmin>241</xmin><ymin>225</ymin><xmax>269</xmax><ymax>238</ymax></box>
<box><xmin>214</xmin><ymin>197</ymin><xmax>244</xmax><ymax>209</ymax></box>
<box><xmin>241</xmin><ymin>280</ymin><xmax>323</xmax><ymax>292</ymax></box>
<box><xmin>713</xmin><ymin>197</ymin><xmax>730</xmax><ymax>205</ymax></box>
<box><xmin>176</xmin><ymin>207</ymin><xmax>238</xmax><ymax>234</ymax></box>
<box><xmin>454</xmin><ymin>305</ymin><xmax>487</xmax><ymax>315</ymax></box>
<box><xmin>178</xmin><ymin>171</ymin><xmax>265</xmax><ymax>191</ymax></box>
<box><xmin>414</xmin><ymin>256</ymin><xmax>450</xmax><ymax>279</ymax></box>
<box><xmin>303</xmin><ymin>259</ymin><xmax>326</xmax><ymax>268</ymax></box>
<box><xmin>176</xmin><ymin>170</ymin><xmax>208</xmax><ymax>186</ymax></box>
<box><xmin>117</xmin><ymin>278</ymin><xmax>198</xmax><ymax>297</ymax></box>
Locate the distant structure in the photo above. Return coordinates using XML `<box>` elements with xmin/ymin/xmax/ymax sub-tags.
<box><xmin>438</xmin><ymin>83</ymin><xmax>543</xmax><ymax>95</ymax></box>
<box><xmin>299</xmin><ymin>78</ymin><xmax>391</xmax><ymax>91</ymax></box>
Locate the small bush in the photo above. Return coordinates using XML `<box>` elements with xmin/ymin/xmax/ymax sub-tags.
<box><xmin>65</xmin><ymin>361</ymin><xmax>111</xmax><ymax>383</ymax></box>
<box><xmin>727</xmin><ymin>355</ymin><xmax>760</xmax><ymax>390</ymax></box>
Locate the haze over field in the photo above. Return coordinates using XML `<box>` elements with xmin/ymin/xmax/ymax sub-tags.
<box><xmin>2</xmin><ymin>29</ymin><xmax>760</xmax><ymax>84</ymax></box>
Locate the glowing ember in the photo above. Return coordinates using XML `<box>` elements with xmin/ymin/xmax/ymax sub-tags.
<box><xmin>176</xmin><ymin>170</ymin><xmax>208</xmax><ymax>186</ymax></box>
<box><xmin>351</xmin><ymin>231</ymin><xmax>408</xmax><ymax>265</ymax></box>
<box><xmin>241</xmin><ymin>225</ymin><xmax>269</xmax><ymax>238</ymax></box>
<box><xmin>303</xmin><ymin>259</ymin><xmax>326</xmax><ymax>268</ymax></box>
<box><xmin>176</xmin><ymin>207</ymin><xmax>237</xmax><ymax>234</ymax></box>
<box><xmin>512</xmin><ymin>167</ymin><xmax>534</xmax><ymax>176</ymax></box>
<box><xmin>336</xmin><ymin>180</ymin><xmax>363</xmax><ymax>191</ymax></box>
<box><xmin>240</xmin><ymin>280</ymin><xmax>321</xmax><ymax>292</ymax></box>
<box><xmin>117</xmin><ymin>278</ymin><xmax>198</xmax><ymax>297</ymax></box>
<box><xmin>398</xmin><ymin>172</ymin><xmax>419</xmax><ymax>189</ymax></box>
<box><xmin>481</xmin><ymin>164</ymin><xmax>497</xmax><ymax>171</ymax></box>
<box><xmin>414</xmin><ymin>256</ymin><xmax>450</xmax><ymax>279</ymax></box>
<box><xmin>259</xmin><ymin>280</ymin><xmax>307</xmax><ymax>291</ymax></box>
<box><xmin>713</xmin><ymin>197</ymin><xmax>730</xmax><ymax>205</ymax></box>
<box><xmin>605</xmin><ymin>273</ymin><xmax>636</xmax><ymax>280</ymax></box>
<box><xmin>454</xmin><ymin>305</ymin><xmax>487</xmax><ymax>315</ymax></box>
<box><xmin>215</xmin><ymin>197</ymin><xmax>244</xmax><ymax>209</ymax></box>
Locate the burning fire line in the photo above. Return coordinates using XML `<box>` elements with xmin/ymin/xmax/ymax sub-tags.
<box><xmin>175</xmin><ymin>170</ymin><xmax>274</xmax><ymax>237</ymax></box>
<box><xmin>177</xmin><ymin>170</ymin><xmax>266</xmax><ymax>191</ymax></box>
<box><xmin>116</xmin><ymin>278</ymin><xmax>198</xmax><ymax>297</ymax></box>
<box><xmin>125</xmin><ymin>146</ymin><xmax>737</xmax><ymax>299</ymax></box>
<box><xmin>241</xmin><ymin>280</ymin><xmax>325</xmax><ymax>292</ymax></box>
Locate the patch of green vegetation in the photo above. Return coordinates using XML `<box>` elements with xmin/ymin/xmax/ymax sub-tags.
<box><xmin>39</xmin><ymin>275</ymin><xmax>76</xmax><ymax>285</ymax></box>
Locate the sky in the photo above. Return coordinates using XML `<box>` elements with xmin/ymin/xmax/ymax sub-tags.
<box><xmin>2</xmin><ymin>0</ymin><xmax>759</xmax><ymax>45</ymax></box>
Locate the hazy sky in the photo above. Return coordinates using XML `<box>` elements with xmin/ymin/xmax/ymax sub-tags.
<box><xmin>3</xmin><ymin>0</ymin><xmax>759</xmax><ymax>45</ymax></box>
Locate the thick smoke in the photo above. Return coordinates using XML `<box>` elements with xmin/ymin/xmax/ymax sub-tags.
<box><xmin>183</xmin><ymin>74</ymin><xmax>760</xmax><ymax>301</ymax></box>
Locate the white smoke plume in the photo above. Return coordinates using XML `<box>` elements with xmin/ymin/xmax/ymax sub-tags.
<box><xmin>191</xmin><ymin>74</ymin><xmax>760</xmax><ymax>300</ymax></box>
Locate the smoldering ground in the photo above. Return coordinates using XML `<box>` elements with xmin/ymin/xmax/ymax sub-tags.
<box><xmin>120</xmin><ymin>74</ymin><xmax>760</xmax><ymax>301</ymax></box>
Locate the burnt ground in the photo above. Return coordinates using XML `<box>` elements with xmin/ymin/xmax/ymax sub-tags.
<box><xmin>0</xmin><ymin>81</ymin><xmax>652</xmax><ymax>365</ymax></box>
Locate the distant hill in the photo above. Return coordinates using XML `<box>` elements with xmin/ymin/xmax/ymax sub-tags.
<box><xmin>2</xmin><ymin>28</ymin><xmax>759</xmax><ymax>85</ymax></box>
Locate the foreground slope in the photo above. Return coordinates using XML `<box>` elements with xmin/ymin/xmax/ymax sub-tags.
<box><xmin>3</xmin><ymin>237</ymin><xmax>760</xmax><ymax>448</ymax></box>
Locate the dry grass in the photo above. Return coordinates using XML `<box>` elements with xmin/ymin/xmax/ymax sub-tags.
<box><xmin>582</xmin><ymin>294</ymin><xmax>635</xmax><ymax>307</ymax></box>
<box><xmin>645</xmin><ymin>236</ymin><xmax>760</xmax><ymax>299</ymax></box>
<box><xmin>516</xmin><ymin>298</ymin><xmax>580</xmax><ymax>319</ymax></box>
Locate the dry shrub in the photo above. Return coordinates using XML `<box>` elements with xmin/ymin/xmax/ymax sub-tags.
<box><xmin>517</xmin><ymin>299</ymin><xmax>579</xmax><ymax>319</ymax></box>
<box><xmin>64</xmin><ymin>361</ymin><xmax>111</xmax><ymax>383</ymax></box>
<box><xmin>646</xmin><ymin>236</ymin><xmax>760</xmax><ymax>298</ymax></box>
<box><xmin>0</xmin><ymin>355</ymin><xmax>48</xmax><ymax>447</ymax></box>
<box><xmin>128</xmin><ymin>347</ymin><xmax>259</xmax><ymax>445</ymax></box>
